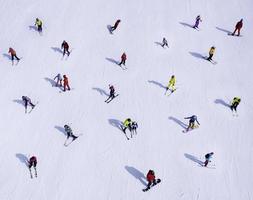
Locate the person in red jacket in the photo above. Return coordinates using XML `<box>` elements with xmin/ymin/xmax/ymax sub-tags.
<box><xmin>111</xmin><ymin>19</ymin><xmax>121</xmax><ymax>32</ymax></box>
<box><xmin>63</xmin><ymin>75</ymin><xmax>70</xmax><ymax>92</ymax></box>
<box><xmin>28</xmin><ymin>156</ymin><xmax>37</xmax><ymax>169</ymax></box>
<box><xmin>61</xmin><ymin>40</ymin><xmax>70</xmax><ymax>56</ymax></box>
<box><xmin>118</xmin><ymin>52</ymin><xmax>127</xmax><ymax>66</ymax></box>
<box><xmin>8</xmin><ymin>47</ymin><xmax>20</xmax><ymax>62</ymax></box>
<box><xmin>146</xmin><ymin>170</ymin><xmax>156</xmax><ymax>189</ymax></box>
<box><xmin>232</xmin><ymin>19</ymin><xmax>243</xmax><ymax>36</ymax></box>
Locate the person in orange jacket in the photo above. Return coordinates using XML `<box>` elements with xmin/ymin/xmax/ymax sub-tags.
<box><xmin>63</xmin><ymin>75</ymin><xmax>70</xmax><ymax>92</ymax></box>
<box><xmin>232</xmin><ymin>19</ymin><xmax>243</xmax><ymax>36</ymax></box>
<box><xmin>111</xmin><ymin>19</ymin><xmax>121</xmax><ymax>32</ymax></box>
<box><xmin>8</xmin><ymin>47</ymin><xmax>20</xmax><ymax>62</ymax></box>
<box><xmin>118</xmin><ymin>52</ymin><xmax>127</xmax><ymax>66</ymax></box>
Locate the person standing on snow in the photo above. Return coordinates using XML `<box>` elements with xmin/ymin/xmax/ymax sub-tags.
<box><xmin>184</xmin><ymin>115</ymin><xmax>200</xmax><ymax>131</ymax></box>
<box><xmin>193</xmin><ymin>15</ymin><xmax>202</xmax><ymax>29</ymax></box>
<box><xmin>110</xmin><ymin>19</ymin><xmax>121</xmax><ymax>32</ymax></box>
<box><xmin>8</xmin><ymin>47</ymin><xmax>20</xmax><ymax>62</ymax></box>
<box><xmin>28</xmin><ymin>156</ymin><xmax>37</xmax><ymax>169</ymax></box>
<box><xmin>105</xmin><ymin>85</ymin><xmax>115</xmax><ymax>103</ymax></box>
<box><xmin>161</xmin><ymin>37</ymin><xmax>168</xmax><ymax>48</ymax></box>
<box><xmin>61</xmin><ymin>40</ymin><xmax>70</xmax><ymax>56</ymax></box>
<box><xmin>230</xmin><ymin>97</ymin><xmax>241</xmax><ymax>112</ymax></box>
<box><xmin>118</xmin><ymin>52</ymin><xmax>127</xmax><ymax>66</ymax></box>
<box><xmin>35</xmin><ymin>18</ymin><xmax>42</xmax><ymax>33</ymax></box>
<box><xmin>166</xmin><ymin>75</ymin><xmax>176</xmax><ymax>92</ymax></box>
<box><xmin>122</xmin><ymin>118</ymin><xmax>132</xmax><ymax>133</ymax></box>
<box><xmin>146</xmin><ymin>170</ymin><xmax>157</xmax><ymax>189</ymax></box>
<box><xmin>63</xmin><ymin>75</ymin><xmax>70</xmax><ymax>92</ymax></box>
<box><xmin>54</xmin><ymin>73</ymin><xmax>63</xmax><ymax>87</ymax></box>
<box><xmin>22</xmin><ymin>96</ymin><xmax>35</xmax><ymax>112</ymax></box>
<box><xmin>204</xmin><ymin>152</ymin><xmax>214</xmax><ymax>167</ymax></box>
<box><xmin>232</xmin><ymin>19</ymin><xmax>243</xmax><ymax>36</ymax></box>
<box><xmin>64</xmin><ymin>125</ymin><xmax>78</xmax><ymax>140</ymax></box>
<box><xmin>207</xmin><ymin>46</ymin><xmax>215</xmax><ymax>61</ymax></box>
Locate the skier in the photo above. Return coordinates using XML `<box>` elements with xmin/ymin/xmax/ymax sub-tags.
<box><xmin>166</xmin><ymin>75</ymin><xmax>176</xmax><ymax>93</ymax></box>
<box><xmin>110</xmin><ymin>19</ymin><xmax>121</xmax><ymax>32</ymax></box>
<box><xmin>61</xmin><ymin>40</ymin><xmax>70</xmax><ymax>56</ymax></box>
<box><xmin>22</xmin><ymin>96</ymin><xmax>35</xmax><ymax>112</ymax></box>
<box><xmin>184</xmin><ymin>115</ymin><xmax>200</xmax><ymax>131</ymax></box>
<box><xmin>118</xmin><ymin>52</ymin><xmax>127</xmax><ymax>66</ymax></box>
<box><xmin>63</xmin><ymin>75</ymin><xmax>70</xmax><ymax>92</ymax></box>
<box><xmin>230</xmin><ymin>97</ymin><xmax>241</xmax><ymax>112</ymax></box>
<box><xmin>130</xmin><ymin>121</ymin><xmax>138</xmax><ymax>135</ymax></box>
<box><xmin>122</xmin><ymin>118</ymin><xmax>132</xmax><ymax>133</ymax></box>
<box><xmin>232</xmin><ymin>19</ymin><xmax>243</xmax><ymax>36</ymax></box>
<box><xmin>161</xmin><ymin>37</ymin><xmax>168</xmax><ymax>48</ymax></box>
<box><xmin>207</xmin><ymin>46</ymin><xmax>215</xmax><ymax>61</ymax></box>
<box><xmin>204</xmin><ymin>152</ymin><xmax>214</xmax><ymax>167</ymax></box>
<box><xmin>28</xmin><ymin>156</ymin><xmax>37</xmax><ymax>169</ymax></box>
<box><xmin>35</xmin><ymin>18</ymin><xmax>43</xmax><ymax>33</ymax></box>
<box><xmin>64</xmin><ymin>124</ymin><xmax>78</xmax><ymax>140</ymax></box>
<box><xmin>54</xmin><ymin>73</ymin><xmax>63</xmax><ymax>87</ymax></box>
<box><xmin>193</xmin><ymin>15</ymin><xmax>202</xmax><ymax>29</ymax></box>
<box><xmin>105</xmin><ymin>85</ymin><xmax>115</xmax><ymax>103</ymax></box>
<box><xmin>146</xmin><ymin>170</ymin><xmax>157</xmax><ymax>189</ymax></box>
<box><xmin>8</xmin><ymin>47</ymin><xmax>20</xmax><ymax>62</ymax></box>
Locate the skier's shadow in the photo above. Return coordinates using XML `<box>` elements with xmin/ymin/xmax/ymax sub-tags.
<box><xmin>106</xmin><ymin>25</ymin><xmax>112</xmax><ymax>34</ymax></box>
<box><xmin>28</xmin><ymin>25</ymin><xmax>37</xmax><ymax>31</ymax></box>
<box><xmin>214</xmin><ymin>99</ymin><xmax>230</xmax><ymax>108</ymax></box>
<box><xmin>154</xmin><ymin>41</ymin><xmax>163</xmax><ymax>47</ymax></box>
<box><xmin>13</xmin><ymin>99</ymin><xmax>24</xmax><ymax>106</ymax></box>
<box><xmin>105</xmin><ymin>57</ymin><xmax>119</xmax><ymax>65</ymax></box>
<box><xmin>16</xmin><ymin>153</ymin><xmax>29</xmax><ymax>167</ymax></box>
<box><xmin>44</xmin><ymin>77</ymin><xmax>56</xmax><ymax>87</ymax></box>
<box><xmin>2</xmin><ymin>53</ymin><xmax>12</xmax><ymax>60</ymax></box>
<box><xmin>125</xmin><ymin>166</ymin><xmax>147</xmax><ymax>186</ymax></box>
<box><xmin>168</xmin><ymin>116</ymin><xmax>188</xmax><ymax>129</ymax></box>
<box><xmin>216</xmin><ymin>27</ymin><xmax>231</xmax><ymax>34</ymax></box>
<box><xmin>148</xmin><ymin>80</ymin><xmax>167</xmax><ymax>90</ymax></box>
<box><xmin>108</xmin><ymin>119</ymin><xmax>123</xmax><ymax>131</ymax></box>
<box><xmin>184</xmin><ymin>153</ymin><xmax>204</xmax><ymax>166</ymax></box>
<box><xmin>179</xmin><ymin>22</ymin><xmax>193</xmax><ymax>28</ymax></box>
<box><xmin>189</xmin><ymin>51</ymin><xmax>205</xmax><ymax>59</ymax></box>
<box><xmin>55</xmin><ymin>126</ymin><xmax>66</xmax><ymax>136</ymax></box>
<box><xmin>51</xmin><ymin>47</ymin><xmax>63</xmax><ymax>54</ymax></box>
<box><xmin>92</xmin><ymin>87</ymin><xmax>109</xmax><ymax>96</ymax></box>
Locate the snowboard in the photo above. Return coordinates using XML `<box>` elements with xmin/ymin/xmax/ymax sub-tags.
<box><xmin>202</xmin><ymin>56</ymin><xmax>217</xmax><ymax>65</ymax></box>
<box><xmin>182</xmin><ymin>124</ymin><xmax>199</xmax><ymax>133</ymax></box>
<box><xmin>142</xmin><ymin>179</ymin><xmax>161</xmax><ymax>192</ymax></box>
<box><xmin>64</xmin><ymin>134</ymin><xmax>83</xmax><ymax>146</ymax></box>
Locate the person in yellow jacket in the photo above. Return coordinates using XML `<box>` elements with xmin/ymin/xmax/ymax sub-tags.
<box><xmin>122</xmin><ymin>118</ymin><xmax>131</xmax><ymax>133</ymax></box>
<box><xmin>166</xmin><ymin>75</ymin><xmax>176</xmax><ymax>93</ymax></box>
<box><xmin>230</xmin><ymin>97</ymin><xmax>241</xmax><ymax>112</ymax></box>
<box><xmin>35</xmin><ymin>18</ymin><xmax>42</xmax><ymax>33</ymax></box>
<box><xmin>207</xmin><ymin>46</ymin><xmax>215</xmax><ymax>61</ymax></box>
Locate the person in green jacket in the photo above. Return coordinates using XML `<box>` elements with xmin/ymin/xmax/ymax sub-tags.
<box><xmin>230</xmin><ymin>97</ymin><xmax>241</xmax><ymax>112</ymax></box>
<box><xmin>166</xmin><ymin>75</ymin><xmax>176</xmax><ymax>93</ymax></box>
<box><xmin>35</xmin><ymin>18</ymin><xmax>42</xmax><ymax>33</ymax></box>
<box><xmin>122</xmin><ymin>118</ymin><xmax>131</xmax><ymax>133</ymax></box>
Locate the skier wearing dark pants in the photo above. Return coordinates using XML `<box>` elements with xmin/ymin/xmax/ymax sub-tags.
<box><xmin>146</xmin><ymin>170</ymin><xmax>156</xmax><ymax>189</ymax></box>
<box><xmin>230</xmin><ymin>97</ymin><xmax>241</xmax><ymax>112</ymax></box>
<box><xmin>105</xmin><ymin>85</ymin><xmax>115</xmax><ymax>102</ymax></box>
<box><xmin>35</xmin><ymin>18</ymin><xmax>42</xmax><ymax>33</ymax></box>
<box><xmin>28</xmin><ymin>156</ymin><xmax>37</xmax><ymax>169</ymax></box>
<box><xmin>207</xmin><ymin>46</ymin><xmax>215</xmax><ymax>61</ymax></box>
<box><xmin>130</xmin><ymin>121</ymin><xmax>138</xmax><ymax>135</ymax></box>
<box><xmin>122</xmin><ymin>118</ymin><xmax>131</xmax><ymax>133</ymax></box>
<box><xmin>61</xmin><ymin>40</ymin><xmax>70</xmax><ymax>56</ymax></box>
<box><xmin>204</xmin><ymin>152</ymin><xmax>214</xmax><ymax>167</ymax></box>
<box><xmin>22</xmin><ymin>96</ymin><xmax>35</xmax><ymax>111</ymax></box>
<box><xmin>8</xmin><ymin>48</ymin><xmax>20</xmax><ymax>62</ymax></box>
<box><xmin>161</xmin><ymin>38</ymin><xmax>168</xmax><ymax>48</ymax></box>
<box><xmin>193</xmin><ymin>15</ymin><xmax>202</xmax><ymax>29</ymax></box>
<box><xmin>184</xmin><ymin>115</ymin><xmax>200</xmax><ymax>131</ymax></box>
<box><xmin>64</xmin><ymin>125</ymin><xmax>78</xmax><ymax>140</ymax></box>
<box><xmin>232</xmin><ymin>19</ymin><xmax>243</xmax><ymax>36</ymax></box>
<box><xmin>118</xmin><ymin>52</ymin><xmax>127</xmax><ymax>66</ymax></box>
<box><xmin>111</xmin><ymin>19</ymin><xmax>121</xmax><ymax>32</ymax></box>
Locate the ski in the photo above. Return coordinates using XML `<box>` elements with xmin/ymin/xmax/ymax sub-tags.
<box><xmin>29</xmin><ymin>168</ymin><xmax>33</xmax><ymax>179</ymax></box>
<box><xmin>64</xmin><ymin>134</ymin><xmax>82</xmax><ymax>147</ymax></box>
<box><xmin>182</xmin><ymin>125</ymin><xmax>199</xmax><ymax>133</ymax></box>
<box><xmin>28</xmin><ymin>102</ymin><xmax>39</xmax><ymax>114</ymax></box>
<box><xmin>105</xmin><ymin>94</ymin><xmax>119</xmax><ymax>103</ymax></box>
<box><xmin>142</xmin><ymin>179</ymin><xmax>161</xmax><ymax>192</ymax></box>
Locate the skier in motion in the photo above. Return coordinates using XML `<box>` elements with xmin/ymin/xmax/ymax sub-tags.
<box><xmin>110</xmin><ymin>19</ymin><xmax>121</xmax><ymax>33</ymax></box>
<box><xmin>118</xmin><ymin>52</ymin><xmax>127</xmax><ymax>67</ymax></box>
<box><xmin>61</xmin><ymin>40</ymin><xmax>70</xmax><ymax>57</ymax></box>
<box><xmin>35</xmin><ymin>18</ymin><xmax>43</xmax><ymax>33</ymax></box>
<box><xmin>63</xmin><ymin>75</ymin><xmax>71</xmax><ymax>92</ymax></box>
<box><xmin>193</xmin><ymin>15</ymin><xmax>202</xmax><ymax>29</ymax></box>
<box><xmin>105</xmin><ymin>85</ymin><xmax>116</xmax><ymax>103</ymax></box>
<box><xmin>22</xmin><ymin>96</ymin><xmax>35</xmax><ymax>113</ymax></box>
<box><xmin>231</xmin><ymin>19</ymin><xmax>243</xmax><ymax>36</ymax></box>
<box><xmin>207</xmin><ymin>46</ymin><xmax>215</xmax><ymax>61</ymax></box>
<box><xmin>28</xmin><ymin>156</ymin><xmax>37</xmax><ymax>178</ymax></box>
<box><xmin>161</xmin><ymin>37</ymin><xmax>169</xmax><ymax>48</ymax></box>
<box><xmin>184</xmin><ymin>115</ymin><xmax>200</xmax><ymax>131</ymax></box>
<box><xmin>204</xmin><ymin>152</ymin><xmax>214</xmax><ymax>167</ymax></box>
<box><xmin>165</xmin><ymin>75</ymin><xmax>176</xmax><ymax>94</ymax></box>
<box><xmin>230</xmin><ymin>97</ymin><xmax>241</xmax><ymax>112</ymax></box>
<box><xmin>122</xmin><ymin>118</ymin><xmax>132</xmax><ymax>133</ymax></box>
<box><xmin>54</xmin><ymin>73</ymin><xmax>63</xmax><ymax>87</ymax></box>
<box><xmin>8</xmin><ymin>47</ymin><xmax>20</xmax><ymax>64</ymax></box>
<box><xmin>143</xmin><ymin>170</ymin><xmax>161</xmax><ymax>191</ymax></box>
<box><xmin>64</xmin><ymin>125</ymin><xmax>78</xmax><ymax>140</ymax></box>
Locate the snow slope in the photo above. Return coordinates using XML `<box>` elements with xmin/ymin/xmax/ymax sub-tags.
<box><xmin>0</xmin><ymin>0</ymin><xmax>253</xmax><ymax>199</ymax></box>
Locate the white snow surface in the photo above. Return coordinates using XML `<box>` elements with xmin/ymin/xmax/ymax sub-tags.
<box><xmin>0</xmin><ymin>0</ymin><xmax>253</xmax><ymax>199</ymax></box>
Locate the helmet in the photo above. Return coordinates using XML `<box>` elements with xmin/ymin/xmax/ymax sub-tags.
<box><xmin>22</xmin><ymin>96</ymin><xmax>25</xmax><ymax>100</ymax></box>
<box><xmin>36</xmin><ymin>18</ymin><xmax>39</xmax><ymax>21</ymax></box>
<box><xmin>148</xmin><ymin>170</ymin><xmax>154</xmax><ymax>175</ymax></box>
<box><xmin>172</xmin><ymin>75</ymin><xmax>175</xmax><ymax>78</ymax></box>
<box><xmin>64</xmin><ymin>125</ymin><xmax>68</xmax><ymax>128</ymax></box>
<box><xmin>127</xmin><ymin>118</ymin><xmax>131</xmax><ymax>122</ymax></box>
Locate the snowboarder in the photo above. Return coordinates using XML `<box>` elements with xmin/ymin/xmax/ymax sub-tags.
<box><xmin>166</xmin><ymin>75</ymin><xmax>176</xmax><ymax>93</ymax></box>
<box><xmin>230</xmin><ymin>97</ymin><xmax>241</xmax><ymax>112</ymax></box>
<box><xmin>232</xmin><ymin>19</ymin><xmax>243</xmax><ymax>36</ymax></box>
<box><xmin>61</xmin><ymin>40</ymin><xmax>70</xmax><ymax>56</ymax></box>
<box><xmin>110</xmin><ymin>19</ymin><xmax>121</xmax><ymax>32</ymax></box>
<box><xmin>28</xmin><ymin>156</ymin><xmax>37</xmax><ymax>169</ymax></box>
<box><xmin>184</xmin><ymin>115</ymin><xmax>200</xmax><ymax>131</ymax></box>
<box><xmin>146</xmin><ymin>170</ymin><xmax>158</xmax><ymax>189</ymax></box>
<box><xmin>207</xmin><ymin>46</ymin><xmax>215</xmax><ymax>61</ymax></box>
<box><xmin>105</xmin><ymin>85</ymin><xmax>116</xmax><ymax>102</ymax></box>
<box><xmin>161</xmin><ymin>37</ymin><xmax>168</xmax><ymax>48</ymax></box>
<box><xmin>64</xmin><ymin>125</ymin><xmax>78</xmax><ymax>140</ymax></box>
<box><xmin>35</xmin><ymin>18</ymin><xmax>42</xmax><ymax>33</ymax></box>
<box><xmin>63</xmin><ymin>75</ymin><xmax>70</xmax><ymax>92</ymax></box>
<box><xmin>54</xmin><ymin>73</ymin><xmax>63</xmax><ymax>87</ymax></box>
<box><xmin>118</xmin><ymin>52</ymin><xmax>127</xmax><ymax>66</ymax></box>
<box><xmin>8</xmin><ymin>47</ymin><xmax>20</xmax><ymax>63</ymax></box>
<box><xmin>130</xmin><ymin>121</ymin><xmax>138</xmax><ymax>135</ymax></box>
<box><xmin>122</xmin><ymin>118</ymin><xmax>132</xmax><ymax>133</ymax></box>
<box><xmin>193</xmin><ymin>15</ymin><xmax>202</xmax><ymax>29</ymax></box>
<box><xmin>22</xmin><ymin>96</ymin><xmax>35</xmax><ymax>112</ymax></box>
<box><xmin>204</xmin><ymin>152</ymin><xmax>214</xmax><ymax>167</ymax></box>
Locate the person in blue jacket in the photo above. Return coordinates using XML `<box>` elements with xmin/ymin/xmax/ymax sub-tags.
<box><xmin>204</xmin><ymin>152</ymin><xmax>214</xmax><ymax>167</ymax></box>
<box><xmin>184</xmin><ymin>115</ymin><xmax>200</xmax><ymax>131</ymax></box>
